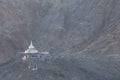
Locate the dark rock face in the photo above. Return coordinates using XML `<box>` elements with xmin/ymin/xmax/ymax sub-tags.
<box><xmin>0</xmin><ymin>0</ymin><xmax>120</xmax><ymax>80</ymax></box>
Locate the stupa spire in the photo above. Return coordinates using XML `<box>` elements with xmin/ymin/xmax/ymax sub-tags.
<box><xmin>29</xmin><ymin>41</ymin><xmax>34</xmax><ymax>49</ymax></box>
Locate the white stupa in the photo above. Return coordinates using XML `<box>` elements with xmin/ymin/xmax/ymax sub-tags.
<box><xmin>19</xmin><ymin>41</ymin><xmax>51</xmax><ymax>71</ymax></box>
<box><xmin>25</xmin><ymin>41</ymin><xmax>39</xmax><ymax>53</ymax></box>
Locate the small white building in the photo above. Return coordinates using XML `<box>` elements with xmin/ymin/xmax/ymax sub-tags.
<box><xmin>21</xmin><ymin>41</ymin><xmax>39</xmax><ymax>70</ymax></box>
<box><xmin>19</xmin><ymin>41</ymin><xmax>51</xmax><ymax>71</ymax></box>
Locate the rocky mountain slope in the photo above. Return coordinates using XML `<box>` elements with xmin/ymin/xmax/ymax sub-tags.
<box><xmin>0</xmin><ymin>0</ymin><xmax>120</xmax><ymax>80</ymax></box>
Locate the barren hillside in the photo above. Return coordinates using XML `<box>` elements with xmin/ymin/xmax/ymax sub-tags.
<box><xmin>0</xmin><ymin>0</ymin><xmax>120</xmax><ymax>80</ymax></box>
